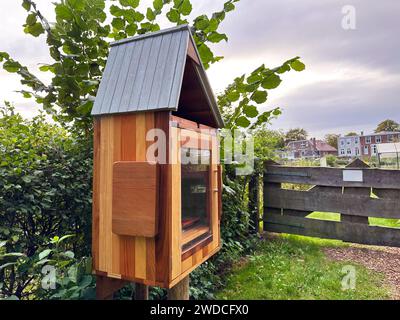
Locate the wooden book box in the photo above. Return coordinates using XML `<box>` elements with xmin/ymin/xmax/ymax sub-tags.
<box><xmin>91</xmin><ymin>25</ymin><xmax>223</xmax><ymax>289</ymax></box>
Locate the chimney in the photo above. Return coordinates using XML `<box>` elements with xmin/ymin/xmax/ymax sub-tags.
<box><xmin>311</xmin><ymin>137</ymin><xmax>316</xmax><ymax>149</ymax></box>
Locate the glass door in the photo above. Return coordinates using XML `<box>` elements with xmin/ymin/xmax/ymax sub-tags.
<box><xmin>181</xmin><ymin>148</ymin><xmax>211</xmax><ymax>249</ymax></box>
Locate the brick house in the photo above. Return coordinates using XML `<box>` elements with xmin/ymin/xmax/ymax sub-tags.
<box><xmin>286</xmin><ymin>138</ymin><xmax>337</xmax><ymax>159</ymax></box>
<box><xmin>338</xmin><ymin>131</ymin><xmax>400</xmax><ymax>158</ymax></box>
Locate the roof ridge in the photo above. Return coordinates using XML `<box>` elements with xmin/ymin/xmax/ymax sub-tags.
<box><xmin>110</xmin><ymin>24</ymin><xmax>190</xmax><ymax>47</ymax></box>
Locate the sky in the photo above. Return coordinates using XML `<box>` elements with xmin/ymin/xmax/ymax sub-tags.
<box><xmin>0</xmin><ymin>0</ymin><xmax>399</xmax><ymax>139</ymax></box>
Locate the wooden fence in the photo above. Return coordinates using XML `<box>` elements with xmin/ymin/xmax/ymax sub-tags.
<box><xmin>261</xmin><ymin>159</ymin><xmax>400</xmax><ymax>247</ymax></box>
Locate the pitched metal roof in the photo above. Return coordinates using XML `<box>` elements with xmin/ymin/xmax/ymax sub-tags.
<box><xmin>91</xmin><ymin>24</ymin><xmax>223</xmax><ymax>128</ymax></box>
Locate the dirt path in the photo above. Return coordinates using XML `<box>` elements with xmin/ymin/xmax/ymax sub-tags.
<box><xmin>323</xmin><ymin>244</ymin><xmax>400</xmax><ymax>299</ymax></box>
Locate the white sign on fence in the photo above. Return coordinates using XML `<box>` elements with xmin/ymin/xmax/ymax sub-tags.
<box><xmin>342</xmin><ymin>170</ymin><xmax>363</xmax><ymax>182</ymax></box>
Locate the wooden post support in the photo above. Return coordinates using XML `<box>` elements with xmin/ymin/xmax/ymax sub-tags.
<box><xmin>167</xmin><ymin>276</ymin><xmax>190</xmax><ymax>300</ymax></box>
<box><xmin>248</xmin><ymin>159</ymin><xmax>261</xmax><ymax>234</ymax></box>
<box><xmin>96</xmin><ymin>275</ymin><xmax>127</xmax><ymax>300</ymax></box>
<box><xmin>341</xmin><ymin>159</ymin><xmax>370</xmax><ymax>224</ymax></box>
<box><xmin>134</xmin><ymin>283</ymin><xmax>149</xmax><ymax>300</ymax></box>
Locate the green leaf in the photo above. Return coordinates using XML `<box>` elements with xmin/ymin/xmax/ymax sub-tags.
<box><xmin>224</xmin><ymin>2</ymin><xmax>235</xmax><ymax>12</ymax></box>
<box><xmin>110</xmin><ymin>5</ymin><xmax>124</xmax><ymax>17</ymax></box>
<box><xmin>126</xmin><ymin>23</ymin><xmax>138</xmax><ymax>36</ymax></box>
<box><xmin>0</xmin><ymin>262</ymin><xmax>17</xmax><ymax>271</ymax></box>
<box><xmin>39</xmin><ymin>249</ymin><xmax>52</xmax><ymax>260</ymax></box>
<box><xmin>235</xmin><ymin>116</ymin><xmax>250</xmax><ymax>128</ymax></box>
<box><xmin>207</xmin><ymin>32</ymin><xmax>227</xmax><ymax>43</ymax></box>
<box><xmin>146</xmin><ymin>8</ymin><xmax>156</xmax><ymax>21</ymax></box>
<box><xmin>112</xmin><ymin>18</ymin><xmax>125</xmax><ymax>30</ymax></box>
<box><xmin>276</xmin><ymin>63</ymin><xmax>290</xmax><ymax>74</ymax></box>
<box><xmin>39</xmin><ymin>64</ymin><xmax>52</xmax><ymax>72</ymax></box>
<box><xmin>261</xmin><ymin>74</ymin><xmax>281</xmax><ymax>89</ymax></box>
<box><xmin>197</xmin><ymin>44</ymin><xmax>213</xmax><ymax>65</ymax></box>
<box><xmin>79</xmin><ymin>275</ymin><xmax>93</xmax><ymax>289</ymax></box>
<box><xmin>21</xmin><ymin>91</ymin><xmax>32</xmax><ymax>98</ymax></box>
<box><xmin>35</xmin><ymin>258</ymin><xmax>51</xmax><ymax>266</ymax></box>
<box><xmin>22</xmin><ymin>0</ymin><xmax>31</xmax><ymax>11</ymax></box>
<box><xmin>243</xmin><ymin>105</ymin><xmax>258</xmax><ymax>118</ymax></box>
<box><xmin>58</xmin><ymin>234</ymin><xmax>75</xmax><ymax>243</ymax></box>
<box><xmin>272</xmin><ymin>108</ymin><xmax>281</xmax><ymax>116</ymax></box>
<box><xmin>255</xmin><ymin>110</ymin><xmax>272</xmax><ymax>125</ymax></box>
<box><xmin>77</xmin><ymin>101</ymin><xmax>93</xmax><ymax>115</ymax></box>
<box><xmin>179</xmin><ymin>0</ymin><xmax>192</xmax><ymax>16</ymax></box>
<box><xmin>66</xmin><ymin>0</ymin><xmax>85</xmax><ymax>11</ymax></box>
<box><xmin>63</xmin><ymin>251</ymin><xmax>75</xmax><ymax>259</ymax></box>
<box><xmin>166</xmin><ymin>9</ymin><xmax>180</xmax><ymax>22</ymax></box>
<box><xmin>206</xmin><ymin>18</ymin><xmax>219</xmax><ymax>32</ymax></box>
<box><xmin>24</xmin><ymin>22</ymin><xmax>44</xmax><ymax>37</ymax></box>
<box><xmin>3</xmin><ymin>60</ymin><xmax>20</xmax><ymax>73</ymax></box>
<box><xmin>120</xmin><ymin>0</ymin><xmax>139</xmax><ymax>8</ymax></box>
<box><xmin>26</xmin><ymin>13</ymin><xmax>37</xmax><ymax>26</ymax></box>
<box><xmin>194</xmin><ymin>16</ymin><xmax>209</xmax><ymax>30</ymax></box>
<box><xmin>290</xmin><ymin>59</ymin><xmax>305</xmax><ymax>71</ymax></box>
<box><xmin>21</xmin><ymin>175</ymin><xmax>32</xmax><ymax>183</ymax></box>
<box><xmin>0</xmin><ymin>240</ymin><xmax>6</xmax><ymax>248</ymax></box>
<box><xmin>153</xmin><ymin>0</ymin><xmax>163</xmax><ymax>11</ymax></box>
<box><xmin>51</xmin><ymin>236</ymin><xmax>60</xmax><ymax>243</ymax></box>
<box><xmin>247</xmin><ymin>74</ymin><xmax>261</xmax><ymax>85</ymax></box>
<box><xmin>55</xmin><ymin>4</ymin><xmax>74</xmax><ymax>21</ymax></box>
<box><xmin>0</xmin><ymin>52</ymin><xmax>10</xmax><ymax>62</ymax></box>
<box><xmin>133</xmin><ymin>11</ymin><xmax>145</xmax><ymax>22</ymax></box>
<box><xmin>251</xmin><ymin>90</ymin><xmax>268</xmax><ymax>104</ymax></box>
<box><xmin>227</xmin><ymin>90</ymin><xmax>240</xmax><ymax>102</ymax></box>
<box><xmin>2</xmin><ymin>253</ymin><xmax>25</xmax><ymax>259</ymax></box>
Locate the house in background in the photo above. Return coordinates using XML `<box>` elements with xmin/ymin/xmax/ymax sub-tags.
<box><xmin>286</xmin><ymin>138</ymin><xmax>337</xmax><ymax>159</ymax></box>
<box><xmin>338</xmin><ymin>131</ymin><xmax>400</xmax><ymax>158</ymax></box>
<box><xmin>337</xmin><ymin>135</ymin><xmax>360</xmax><ymax>157</ymax></box>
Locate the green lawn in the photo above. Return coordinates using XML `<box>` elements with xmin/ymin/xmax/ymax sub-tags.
<box><xmin>216</xmin><ymin>235</ymin><xmax>390</xmax><ymax>300</ymax></box>
<box><xmin>308</xmin><ymin>211</ymin><xmax>400</xmax><ymax>228</ymax></box>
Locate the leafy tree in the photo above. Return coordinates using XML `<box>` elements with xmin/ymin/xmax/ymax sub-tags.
<box><xmin>1</xmin><ymin>0</ymin><xmax>304</xmax><ymax>136</ymax></box>
<box><xmin>218</xmin><ymin>58</ymin><xmax>304</xmax><ymax>131</ymax></box>
<box><xmin>0</xmin><ymin>0</ymin><xmax>237</xmax><ymax>133</ymax></box>
<box><xmin>375</xmin><ymin>119</ymin><xmax>400</xmax><ymax>133</ymax></box>
<box><xmin>285</xmin><ymin>128</ymin><xmax>308</xmax><ymax>143</ymax></box>
<box><xmin>253</xmin><ymin>126</ymin><xmax>285</xmax><ymax>160</ymax></box>
<box><xmin>345</xmin><ymin>132</ymin><xmax>358</xmax><ymax>136</ymax></box>
<box><xmin>324</xmin><ymin>133</ymin><xmax>339</xmax><ymax>149</ymax></box>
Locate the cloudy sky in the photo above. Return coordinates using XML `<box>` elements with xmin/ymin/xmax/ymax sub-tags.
<box><xmin>0</xmin><ymin>0</ymin><xmax>399</xmax><ymax>138</ymax></box>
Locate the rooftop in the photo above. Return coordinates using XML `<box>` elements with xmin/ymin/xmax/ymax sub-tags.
<box><xmin>91</xmin><ymin>24</ymin><xmax>224</xmax><ymax>128</ymax></box>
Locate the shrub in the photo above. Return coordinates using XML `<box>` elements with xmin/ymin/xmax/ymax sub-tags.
<box><xmin>0</xmin><ymin>104</ymin><xmax>92</xmax><ymax>299</ymax></box>
<box><xmin>189</xmin><ymin>164</ymin><xmax>259</xmax><ymax>299</ymax></box>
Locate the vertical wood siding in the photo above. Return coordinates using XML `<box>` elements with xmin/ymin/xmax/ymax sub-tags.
<box><xmin>93</xmin><ymin>113</ymin><xmax>221</xmax><ymax>287</ymax></box>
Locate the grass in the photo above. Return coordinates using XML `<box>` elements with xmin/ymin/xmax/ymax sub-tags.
<box><xmin>215</xmin><ymin>235</ymin><xmax>390</xmax><ymax>300</ymax></box>
<box><xmin>308</xmin><ymin>211</ymin><xmax>400</xmax><ymax>228</ymax></box>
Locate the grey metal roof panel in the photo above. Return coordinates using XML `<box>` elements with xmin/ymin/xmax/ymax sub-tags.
<box><xmin>92</xmin><ymin>24</ymin><xmax>224</xmax><ymax>128</ymax></box>
<box><xmin>92</xmin><ymin>27</ymin><xmax>189</xmax><ymax>116</ymax></box>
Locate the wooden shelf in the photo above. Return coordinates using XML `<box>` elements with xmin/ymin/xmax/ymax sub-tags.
<box><xmin>182</xmin><ymin>217</ymin><xmax>200</xmax><ymax>229</ymax></box>
<box><xmin>182</xmin><ymin>225</ymin><xmax>210</xmax><ymax>246</ymax></box>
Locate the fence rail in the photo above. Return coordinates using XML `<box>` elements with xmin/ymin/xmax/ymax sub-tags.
<box><xmin>261</xmin><ymin>159</ymin><xmax>400</xmax><ymax>247</ymax></box>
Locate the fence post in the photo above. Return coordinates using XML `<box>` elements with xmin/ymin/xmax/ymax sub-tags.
<box><xmin>167</xmin><ymin>276</ymin><xmax>190</xmax><ymax>300</ymax></box>
<box><xmin>134</xmin><ymin>283</ymin><xmax>149</xmax><ymax>300</ymax></box>
<box><xmin>95</xmin><ymin>275</ymin><xmax>127</xmax><ymax>300</ymax></box>
<box><xmin>341</xmin><ymin>158</ymin><xmax>370</xmax><ymax>224</ymax></box>
<box><xmin>248</xmin><ymin>159</ymin><xmax>262</xmax><ymax>234</ymax></box>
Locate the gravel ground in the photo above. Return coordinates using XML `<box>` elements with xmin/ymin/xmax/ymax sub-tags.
<box><xmin>323</xmin><ymin>244</ymin><xmax>400</xmax><ymax>299</ymax></box>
